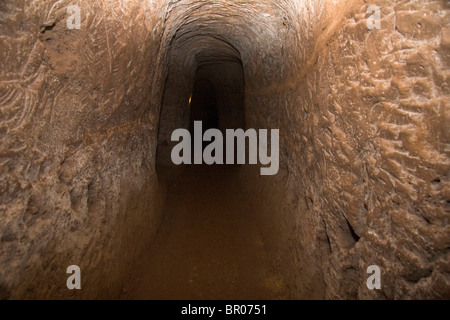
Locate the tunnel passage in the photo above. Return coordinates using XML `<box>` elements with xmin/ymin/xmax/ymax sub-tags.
<box><xmin>142</xmin><ymin>34</ymin><xmax>278</xmax><ymax>298</ymax></box>
<box><xmin>189</xmin><ymin>79</ymin><xmax>219</xmax><ymax>132</ymax></box>
<box><xmin>157</xmin><ymin>62</ymin><xmax>246</xmax><ymax>171</ymax></box>
<box><xmin>156</xmin><ymin>35</ymin><xmax>246</xmax><ymax>170</ymax></box>
<box><xmin>0</xmin><ymin>0</ymin><xmax>449</xmax><ymax>300</ymax></box>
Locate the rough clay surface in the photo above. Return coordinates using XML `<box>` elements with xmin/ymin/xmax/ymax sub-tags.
<box><xmin>0</xmin><ymin>0</ymin><xmax>449</xmax><ymax>299</ymax></box>
<box><xmin>0</xmin><ymin>0</ymin><xmax>167</xmax><ymax>299</ymax></box>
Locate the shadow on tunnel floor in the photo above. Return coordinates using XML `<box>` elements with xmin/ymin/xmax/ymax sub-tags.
<box><xmin>121</xmin><ymin>165</ymin><xmax>288</xmax><ymax>300</ymax></box>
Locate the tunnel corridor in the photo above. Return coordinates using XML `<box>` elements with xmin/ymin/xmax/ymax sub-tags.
<box><xmin>124</xmin><ymin>165</ymin><xmax>286</xmax><ymax>299</ymax></box>
<box><xmin>0</xmin><ymin>0</ymin><xmax>449</xmax><ymax>300</ymax></box>
<box><xmin>136</xmin><ymin>58</ymin><xmax>281</xmax><ymax>299</ymax></box>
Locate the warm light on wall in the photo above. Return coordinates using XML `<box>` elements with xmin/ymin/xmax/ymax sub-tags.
<box><xmin>189</xmin><ymin>96</ymin><xmax>192</xmax><ymax>104</ymax></box>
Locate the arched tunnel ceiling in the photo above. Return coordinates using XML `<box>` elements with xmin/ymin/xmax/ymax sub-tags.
<box><xmin>161</xmin><ymin>0</ymin><xmax>300</xmax><ymax>82</ymax></box>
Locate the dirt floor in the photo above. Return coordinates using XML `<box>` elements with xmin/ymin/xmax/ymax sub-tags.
<box><xmin>121</xmin><ymin>165</ymin><xmax>287</xmax><ymax>299</ymax></box>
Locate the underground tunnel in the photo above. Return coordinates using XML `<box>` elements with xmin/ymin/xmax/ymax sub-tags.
<box><xmin>0</xmin><ymin>0</ymin><xmax>449</xmax><ymax>300</ymax></box>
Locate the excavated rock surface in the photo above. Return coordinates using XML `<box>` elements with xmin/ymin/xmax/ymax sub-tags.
<box><xmin>0</xmin><ymin>0</ymin><xmax>168</xmax><ymax>299</ymax></box>
<box><xmin>0</xmin><ymin>0</ymin><xmax>449</xmax><ymax>299</ymax></box>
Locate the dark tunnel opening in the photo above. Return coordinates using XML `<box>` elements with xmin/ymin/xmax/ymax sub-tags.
<box><xmin>189</xmin><ymin>78</ymin><xmax>219</xmax><ymax>133</ymax></box>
